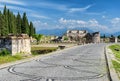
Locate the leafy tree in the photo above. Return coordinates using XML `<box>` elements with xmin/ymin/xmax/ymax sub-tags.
<box><xmin>118</xmin><ymin>35</ymin><xmax>120</xmax><ymax>39</ymax></box>
<box><xmin>111</xmin><ymin>35</ymin><xmax>114</xmax><ymax>38</ymax></box>
<box><xmin>33</xmin><ymin>34</ymin><xmax>43</xmax><ymax>44</ymax></box>
<box><xmin>103</xmin><ymin>34</ymin><xmax>106</xmax><ymax>38</ymax></box>
<box><xmin>101</xmin><ymin>34</ymin><xmax>106</xmax><ymax>38</ymax></box>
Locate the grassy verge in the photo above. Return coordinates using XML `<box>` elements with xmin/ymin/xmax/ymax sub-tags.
<box><xmin>109</xmin><ymin>44</ymin><xmax>120</xmax><ymax>59</ymax></box>
<box><xmin>0</xmin><ymin>54</ymin><xmax>24</xmax><ymax>64</ymax></box>
<box><xmin>109</xmin><ymin>44</ymin><xmax>120</xmax><ymax>76</ymax></box>
<box><xmin>0</xmin><ymin>47</ymin><xmax>58</xmax><ymax>64</ymax></box>
<box><xmin>112</xmin><ymin>60</ymin><xmax>120</xmax><ymax>74</ymax></box>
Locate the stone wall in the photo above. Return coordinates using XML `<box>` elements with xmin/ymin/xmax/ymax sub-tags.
<box><xmin>0</xmin><ymin>34</ymin><xmax>31</xmax><ymax>55</ymax></box>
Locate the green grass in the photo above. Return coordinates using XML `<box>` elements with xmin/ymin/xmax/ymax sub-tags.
<box><xmin>112</xmin><ymin>60</ymin><xmax>120</xmax><ymax>73</ymax></box>
<box><xmin>109</xmin><ymin>44</ymin><xmax>120</xmax><ymax>59</ymax></box>
<box><xmin>31</xmin><ymin>47</ymin><xmax>58</xmax><ymax>55</ymax></box>
<box><xmin>109</xmin><ymin>44</ymin><xmax>120</xmax><ymax>76</ymax></box>
<box><xmin>0</xmin><ymin>54</ymin><xmax>23</xmax><ymax>64</ymax></box>
<box><xmin>31</xmin><ymin>47</ymin><xmax>57</xmax><ymax>51</ymax></box>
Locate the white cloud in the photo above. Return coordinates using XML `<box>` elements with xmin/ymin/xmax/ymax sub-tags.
<box><xmin>0</xmin><ymin>0</ymin><xmax>26</xmax><ymax>6</ymax></box>
<box><xmin>59</xmin><ymin>18</ymin><xmax>108</xmax><ymax>32</ymax></box>
<box><xmin>108</xmin><ymin>17</ymin><xmax>120</xmax><ymax>33</ymax></box>
<box><xmin>32</xmin><ymin>18</ymin><xmax>120</xmax><ymax>34</ymax></box>
<box><xmin>33</xmin><ymin>20</ymin><xmax>49</xmax><ymax>31</ymax></box>
<box><xmin>33</xmin><ymin>20</ymin><xmax>66</xmax><ymax>31</ymax></box>
<box><xmin>68</xmin><ymin>4</ymin><xmax>93</xmax><ymax>13</ymax></box>
<box><xmin>59</xmin><ymin>18</ymin><xmax>86</xmax><ymax>25</ymax></box>
<box><xmin>111</xmin><ymin>17</ymin><xmax>120</xmax><ymax>24</ymax></box>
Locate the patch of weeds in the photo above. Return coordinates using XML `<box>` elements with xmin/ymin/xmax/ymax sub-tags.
<box><xmin>109</xmin><ymin>44</ymin><xmax>120</xmax><ymax>59</ymax></box>
<box><xmin>112</xmin><ymin>60</ymin><xmax>120</xmax><ymax>72</ymax></box>
<box><xmin>0</xmin><ymin>54</ymin><xmax>23</xmax><ymax>64</ymax></box>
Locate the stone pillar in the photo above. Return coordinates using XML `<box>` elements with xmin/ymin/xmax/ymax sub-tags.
<box><xmin>115</xmin><ymin>37</ymin><xmax>118</xmax><ymax>43</ymax></box>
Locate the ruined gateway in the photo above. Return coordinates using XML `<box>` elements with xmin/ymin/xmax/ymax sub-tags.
<box><xmin>0</xmin><ymin>34</ymin><xmax>31</xmax><ymax>55</ymax></box>
<box><xmin>64</xmin><ymin>30</ymin><xmax>100</xmax><ymax>43</ymax></box>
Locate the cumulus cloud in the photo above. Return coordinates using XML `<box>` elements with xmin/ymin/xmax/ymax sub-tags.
<box><xmin>33</xmin><ymin>20</ymin><xmax>48</xmax><ymax>31</ymax></box>
<box><xmin>32</xmin><ymin>18</ymin><xmax>120</xmax><ymax>34</ymax></box>
<box><xmin>59</xmin><ymin>18</ymin><xmax>108</xmax><ymax>32</ymax></box>
<box><xmin>33</xmin><ymin>20</ymin><xmax>57</xmax><ymax>32</ymax></box>
<box><xmin>108</xmin><ymin>17</ymin><xmax>120</xmax><ymax>33</ymax></box>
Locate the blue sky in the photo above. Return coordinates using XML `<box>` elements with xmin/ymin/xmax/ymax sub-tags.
<box><xmin>0</xmin><ymin>0</ymin><xmax>120</xmax><ymax>34</ymax></box>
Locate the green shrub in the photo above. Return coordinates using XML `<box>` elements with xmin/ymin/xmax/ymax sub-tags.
<box><xmin>0</xmin><ymin>49</ymin><xmax>10</xmax><ymax>56</ymax></box>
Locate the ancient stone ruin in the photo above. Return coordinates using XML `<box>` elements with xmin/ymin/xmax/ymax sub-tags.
<box><xmin>92</xmin><ymin>32</ymin><xmax>100</xmax><ymax>43</ymax></box>
<box><xmin>0</xmin><ymin>34</ymin><xmax>31</xmax><ymax>55</ymax></box>
<box><xmin>63</xmin><ymin>30</ymin><xmax>100</xmax><ymax>43</ymax></box>
<box><xmin>66</xmin><ymin>30</ymin><xmax>87</xmax><ymax>42</ymax></box>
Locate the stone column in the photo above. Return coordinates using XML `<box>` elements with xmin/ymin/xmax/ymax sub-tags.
<box><xmin>115</xmin><ymin>37</ymin><xmax>118</xmax><ymax>43</ymax></box>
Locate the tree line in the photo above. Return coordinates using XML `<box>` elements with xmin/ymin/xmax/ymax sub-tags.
<box><xmin>0</xmin><ymin>6</ymin><xmax>36</xmax><ymax>37</ymax></box>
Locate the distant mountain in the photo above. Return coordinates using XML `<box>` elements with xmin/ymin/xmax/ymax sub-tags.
<box><xmin>100</xmin><ymin>32</ymin><xmax>120</xmax><ymax>37</ymax></box>
<box><xmin>113</xmin><ymin>32</ymin><xmax>120</xmax><ymax>36</ymax></box>
<box><xmin>37</xmin><ymin>28</ymin><xmax>67</xmax><ymax>36</ymax></box>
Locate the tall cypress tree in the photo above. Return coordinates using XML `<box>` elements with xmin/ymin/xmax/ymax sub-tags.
<box><xmin>0</xmin><ymin>11</ymin><xmax>2</xmax><ymax>36</ymax></box>
<box><xmin>0</xmin><ymin>11</ymin><xmax>5</xmax><ymax>36</ymax></box>
<box><xmin>0</xmin><ymin>5</ymin><xmax>36</xmax><ymax>36</ymax></box>
<box><xmin>29</xmin><ymin>21</ymin><xmax>34</xmax><ymax>36</ymax></box>
<box><xmin>0</xmin><ymin>13</ymin><xmax>7</xmax><ymax>36</ymax></box>
<box><xmin>7</xmin><ymin>10</ymin><xmax>16</xmax><ymax>34</ymax></box>
<box><xmin>16</xmin><ymin>12</ymin><xmax>22</xmax><ymax>34</ymax></box>
<box><xmin>3</xmin><ymin>5</ymin><xmax>9</xmax><ymax>35</ymax></box>
<box><xmin>7</xmin><ymin>9</ymin><xmax>10</xmax><ymax>33</ymax></box>
<box><xmin>21</xmin><ymin>12</ymin><xmax>29</xmax><ymax>34</ymax></box>
<box><xmin>10</xmin><ymin>12</ymin><xmax>16</xmax><ymax>34</ymax></box>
